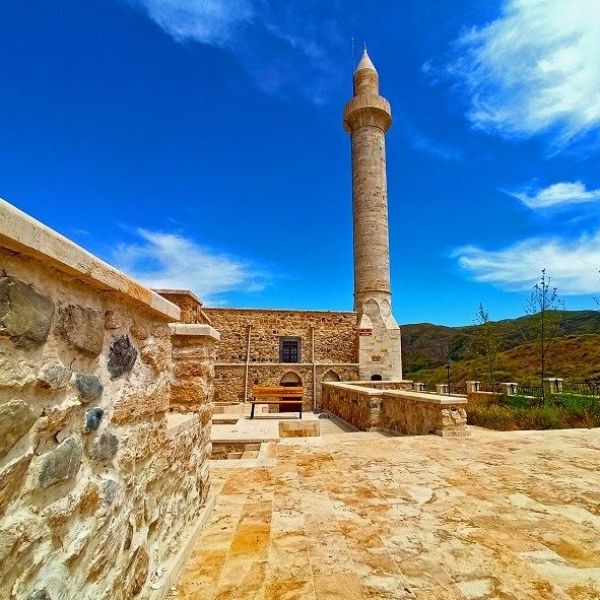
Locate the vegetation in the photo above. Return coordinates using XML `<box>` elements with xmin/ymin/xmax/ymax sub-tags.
<box><xmin>467</xmin><ymin>391</ymin><xmax>600</xmax><ymax>431</ymax></box>
<box><xmin>523</xmin><ymin>269</ymin><xmax>564</xmax><ymax>399</ymax></box>
<box><xmin>466</xmin><ymin>303</ymin><xmax>500</xmax><ymax>389</ymax></box>
<box><xmin>402</xmin><ymin>309</ymin><xmax>600</xmax><ymax>385</ymax></box>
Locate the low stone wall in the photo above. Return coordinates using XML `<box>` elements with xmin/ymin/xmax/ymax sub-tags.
<box><xmin>0</xmin><ymin>200</ymin><xmax>218</xmax><ymax>599</ymax></box>
<box><xmin>322</xmin><ymin>382</ymin><xmax>468</xmax><ymax>437</ymax></box>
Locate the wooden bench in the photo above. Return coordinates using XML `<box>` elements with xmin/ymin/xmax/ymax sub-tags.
<box><xmin>249</xmin><ymin>385</ymin><xmax>304</xmax><ymax>419</ymax></box>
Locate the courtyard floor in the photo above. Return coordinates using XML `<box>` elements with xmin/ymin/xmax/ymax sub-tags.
<box><xmin>169</xmin><ymin>425</ymin><xmax>600</xmax><ymax>599</ymax></box>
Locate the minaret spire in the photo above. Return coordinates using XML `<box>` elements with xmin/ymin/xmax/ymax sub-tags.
<box><xmin>343</xmin><ymin>49</ymin><xmax>402</xmax><ymax>380</ymax></box>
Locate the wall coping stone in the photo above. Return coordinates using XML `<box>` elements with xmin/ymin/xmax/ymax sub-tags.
<box><xmin>323</xmin><ymin>381</ymin><xmax>467</xmax><ymax>405</ymax></box>
<box><xmin>203</xmin><ymin>307</ymin><xmax>356</xmax><ymax>316</ymax></box>
<box><xmin>153</xmin><ymin>288</ymin><xmax>203</xmax><ymax>306</ymax></box>
<box><xmin>0</xmin><ymin>199</ymin><xmax>180</xmax><ymax>322</ymax></box>
<box><xmin>169</xmin><ymin>323</ymin><xmax>221</xmax><ymax>340</ymax></box>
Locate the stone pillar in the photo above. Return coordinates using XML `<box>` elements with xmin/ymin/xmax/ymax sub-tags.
<box><xmin>543</xmin><ymin>378</ymin><xmax>563</xmax><ymax>394</ymax></box>
<box><xmin>413</xmin><ymin>382</ymin><xmax>425</xmax><ymax>392</ymax></box>
<box><xmin>466</xmin><ymin>381</ymin><xmax>480</xmax><ymax>393</ymax></box>
<box><xmin>436</xmin><ymin>383</ymin><xmax>449</xmax><ymax>395</ymax></box>
<box><xmin>344</xmin><ymin>49</ymin><xmax>402</xmax><ymax>381</ymax></box>
<box><xmin>501</xmin><ymin>382</ymin><xmax>519</xmax><ymax>396</ymax></box>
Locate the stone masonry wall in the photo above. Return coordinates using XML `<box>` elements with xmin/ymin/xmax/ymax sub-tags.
<box><xmin>322</xmin><ymin>382</ymin><xmax>468</xmax><ymax>437</ymax></box>
<box><xmin>204</xmin><ymin>308</ymin><xmax>357</xmax><ymax>363</ymax></box>
<box><xmin>0</xmin><ymin>203</ymin><xmax>216</xmax><ymax>600</ymax></box>
<box><xmin>204</xmin><ymin>308</ymin><xmax>359</xmax><ymax>408</ymax></box>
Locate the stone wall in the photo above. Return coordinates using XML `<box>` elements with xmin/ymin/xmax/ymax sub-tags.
<box><xmin>0</xmin><ymin>200</ymin><xmax>217</xmax><ymax>600</ymax></box>
<box><xmin>203</xmin><ymin>308</ymin><xmax>359</xmax><ymax>408</ymax></box>
<box><xmin>322</xmin><ymin>382</ymin><xmax>468</xmax><ymax>437</ymax></box>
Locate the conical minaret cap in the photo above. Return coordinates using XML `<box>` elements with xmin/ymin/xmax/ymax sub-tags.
<box><xmin>355</xmin><ymin>48</ymin><xmax>377</xmax><ymax>74</ymax></box>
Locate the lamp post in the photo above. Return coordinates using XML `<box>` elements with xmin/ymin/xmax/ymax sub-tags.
<box><xmin>445</xmin><ymin>362</ymin><xmax>451</xmax><ymax>395</ymax></box>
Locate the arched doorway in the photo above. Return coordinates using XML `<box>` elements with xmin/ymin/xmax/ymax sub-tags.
<box><xmin>280</xmin><ymin>371</ymin><xmax>302</xmax><ymax>387</ymax></box>
<box><xmin>322</xmin><ymin>370</ymin><xmax>341</xmax><ymax>383</ymax></box>
<box><xmin>279</xmin><ymin>371</ymin><xmax>303</xmax><ymax>413</ymax></box>
<box><xmin>371</xmin><ymin>374</ymin><xmax>382</xmax><ymax>381</ymax></box>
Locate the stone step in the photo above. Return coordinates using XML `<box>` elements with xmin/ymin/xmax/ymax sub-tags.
<box><xmin>226</xmin><ymin>452</ymin><xmax>243</xmax><ymax>459</ymax></box>
<box><xmin>241</xmin><ymin>450</ymin><xmax>259</xmax><ymax>459</ymax></box>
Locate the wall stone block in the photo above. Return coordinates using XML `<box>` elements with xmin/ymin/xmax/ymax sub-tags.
<box><xmin>75</xmin><ymin>374</ymin><xmax>103</xmax><ymax>402</ymax></box>
<box><xmin>37</xmin><ymin>437</ymin><xmax>83</xmax><ymax>490</ymax></box>
<box><xmin>84</xmin><ymin>407</ymin><xmax>104</xmax><ymax>431</ymax></box>
<box><xmin>57</xmin><ymin>304</ymin><xmax>104</xmax><ymax>357</ymax></box>
<box><xmin>89</xmin><ymin>431</ymin><xmax>118</xmax><ymax>462</ymax></box>
<box><xmin>0</xmin><ymin>453</ymin><xmax>33</xmax><ymax>517</ymax></box>
<box><xmin>0</xmin><ymin>276</ymin><xmax>54</xmax><ymax>349</ymax></box>
<box><xmin>36</xmin><ymin>362</ymin><xmax>72</xmax><ymax>391</ymax></box>
<box><xmin>0</xmin><ymin>399</ymin><xmax>36</xmax><ymax>459</ymax></box>
<box><xmin>108</xmin><ymin>334</ymin><xmax>138</xmax><ymax>379</ymax></box>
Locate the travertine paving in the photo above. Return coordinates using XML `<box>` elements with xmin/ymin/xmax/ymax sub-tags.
<box><xmin>170</xmin><ymin>427</ymin><xmax>600</xmax><ymax>599</ymax></box>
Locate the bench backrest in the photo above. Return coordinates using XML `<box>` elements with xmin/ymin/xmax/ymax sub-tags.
<box><xmin>251</xmin><ymin>385</ymin><xmax>303</xmax><ymax>399</ymax></box>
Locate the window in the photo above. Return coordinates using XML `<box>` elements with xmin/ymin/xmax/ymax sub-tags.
<box><xmin>279</xmin><ymin>337</ymin><xmax>301</xmax><ymax>363</ymax></box>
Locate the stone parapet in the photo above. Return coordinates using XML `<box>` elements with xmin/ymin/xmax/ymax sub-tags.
<box><xmin>0</xmin><ymin>199</ymin><xmax>214</xmax><ymax>599</ymax></box>
<box><xmin>322</xmin><ymin>382</ymin><xmax>468</xmax><ymax>437</ymax></box>
<box><xmin>0</xmin><ymin>198</ymin><xmax>180</xmax><ymax>322</ymax></box>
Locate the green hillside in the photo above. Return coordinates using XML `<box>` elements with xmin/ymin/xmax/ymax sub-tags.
<box><xmin>402</xmin><ymin>310</ymin><xmax>600</xmax><ymax>385</ymax></box>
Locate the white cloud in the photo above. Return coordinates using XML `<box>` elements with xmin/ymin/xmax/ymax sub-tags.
<box><xmin>128</xmin><ymin>0</ymin><xmax>254</xmax><ymax>46</ymax></box>
<box><xmin>445</xmin><ymin>0</ymin><xmax>600</xmax><ymax>146</ymax></box>
<box><xmin>508</xmin><ymin>181</ymin><xmax>600</xmax><ymax>209</ymax></box>
<box><xmin>125</xmin><ymin>0</ymin><xmax>342</xmax><ymax>102</ymax></box>
<box><xmin>454</xmin><ymin>231</ymin><xmax>600</xmax><ymax>294</ymax></box>
<box><xmin>113</xmin><ymin>229</ymin><xmax>267</xmax><ymax>303</ymax></box>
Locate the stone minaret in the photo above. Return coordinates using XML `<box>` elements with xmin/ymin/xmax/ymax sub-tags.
<box><xmin>343</xmin><ymin>49</ymin><xmax>402</xmax><ymax>380</ymax></box>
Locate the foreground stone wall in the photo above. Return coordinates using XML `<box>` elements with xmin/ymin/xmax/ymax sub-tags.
<box><xmin>322</xmin><ymin>382</ymin><xmax>468</xmax><ymax>437</ymax></box>
<box><xmin>204</xmin><ymin>308</ymin><xmax>359</xmax><ymax>408</ymax></box>
<box><xmin>0</xmin><ymin>200</ymin><xmax>217</xmax><ymax>600</ymax></box>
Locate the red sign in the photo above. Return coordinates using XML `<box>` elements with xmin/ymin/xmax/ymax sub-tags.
<box><xmin>359</xmin><ymin>328</ymin><xmax>372</xmax><ymax>336</ymax></box>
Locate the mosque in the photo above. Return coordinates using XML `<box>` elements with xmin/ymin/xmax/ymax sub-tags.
<box><xmin>173</xmin><ymin>49</ymin><xmax>403</xmax><ymax>410</ymax></box>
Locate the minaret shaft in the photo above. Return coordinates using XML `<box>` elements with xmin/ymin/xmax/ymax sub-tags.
<box><xmin>351</xmin><ymin>126</ymin><xmax>391</xmax><ymax>301</ymax></box>
<box><xmin>344</xmin><ymin>50</ymin><xmax>402</xmax><ymax>381</ymax></box>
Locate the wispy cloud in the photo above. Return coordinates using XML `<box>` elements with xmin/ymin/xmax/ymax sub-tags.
<box><xmin>454</xmin><ymin>231</ymin><xmax>600</xmax><ymax>294</ymax></box>
<box><xmin>125</xmin><ymin>0</ymin><xmax>343</xmax><ymax>102</ymax></box>
<box><xmin>507</xmin><ymin>181</ymin><xmax>600</xmax><ymax>209</ymax></box>
<box><xmin>438</xmin><ymin>0</ymin><xmax>600</xmax><ymax>149</ymax></box>
<box><xmin>407</xmin><ymin>127</ymin><xmax>463</xmax><ymax>162</ymax></box>
<box><xmin>113</xmin><ymin>228</ymin><xmax>268</xmax><ymax>304</ymax></box>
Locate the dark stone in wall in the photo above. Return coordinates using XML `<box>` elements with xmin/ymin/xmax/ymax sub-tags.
<box><xmin>0</xmin><ymin>399</ymin><xmax>36</xmax><ymax>459</ymax></box>
<box><xmin>108</xmin><ymin>335</ymin><xmax>137</xmax><ymax>379</ymax></box>
<box><xmin>57</xmin><ymin>304</ymin><xmax>104</xmax><ymax>357</ymax></box>
<box><xmin>37</xmin><ymin>437</ymin><xmax>82</xmax><ymax>490</ymax></box>
<box><xmin>89</xmin><ymin>431</ymin><xmax>118</xmax><ymax>462</ymax></box>
<box><xmin>85</xmin><ymin>408</ymin><xmax>104</xmax><ymax>431</ymax></box>
<box><xmin>0</xmin><ymin>276</ymin><xmax>55</xmax><ymax>349</ymax></box>
<box><xmin>75</xmin><ymin>374</ymin><xmax>103</xmax><ymax>403</ymax></box>
<box><xmin>28</xmin><ymin>590</ymin><xmax>51</xmax><ymax>600</ymax></box>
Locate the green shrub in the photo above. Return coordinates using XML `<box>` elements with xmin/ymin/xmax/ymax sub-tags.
<box><xmin>468</xmin><ymin>393</ymin><xmax>600</xmax><ymax>431</ymax></box>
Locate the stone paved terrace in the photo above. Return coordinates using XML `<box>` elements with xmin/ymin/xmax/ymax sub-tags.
<box><xmin>169</xmin><ymin>426</ymin><xmax>600</xmax><ymax>600</ymax></box>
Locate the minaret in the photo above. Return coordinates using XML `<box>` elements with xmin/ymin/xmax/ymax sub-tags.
<box><xmin>343</xmin><ymin>49</ymin><xmax>402</xmax><ymax>380</ymax></box>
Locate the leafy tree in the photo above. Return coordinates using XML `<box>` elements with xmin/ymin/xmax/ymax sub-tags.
<box><xmin>468</xmin><ymin>303</ymin><xmax>500</xmax><ymax>390</ymax></box>
<box><xmin>524</xmin><ymin>269</ymin><xmax>564</xmax><ymax>398</ymax></box>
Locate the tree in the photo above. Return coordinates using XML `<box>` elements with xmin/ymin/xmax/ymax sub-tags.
<box><xmin>524</xmin><ymin>269</ymin><xmax>564</xmax><ymax>398</ymax></box>
<box><xmin>468</xmin><ymin>303</ymin><xmax>500</xmax><ymax>390</ymax></box>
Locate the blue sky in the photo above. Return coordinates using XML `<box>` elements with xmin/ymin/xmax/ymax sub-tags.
<box><xmin>2</xmin><ymin>0</ymin><xmax>599</xmax><ymax>325</ymax></box>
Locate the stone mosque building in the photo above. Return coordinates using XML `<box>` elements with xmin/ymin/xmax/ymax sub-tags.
<box><xmin>165</xmin><ymin>49</ymin><xmax>403</xmax><ymax>410</ymax></box>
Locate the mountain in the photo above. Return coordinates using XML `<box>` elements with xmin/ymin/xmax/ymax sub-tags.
<box><xmin>401</xmin><ymin>310</ymin><xmax>600</xmax><ymax>385</ymax></box>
